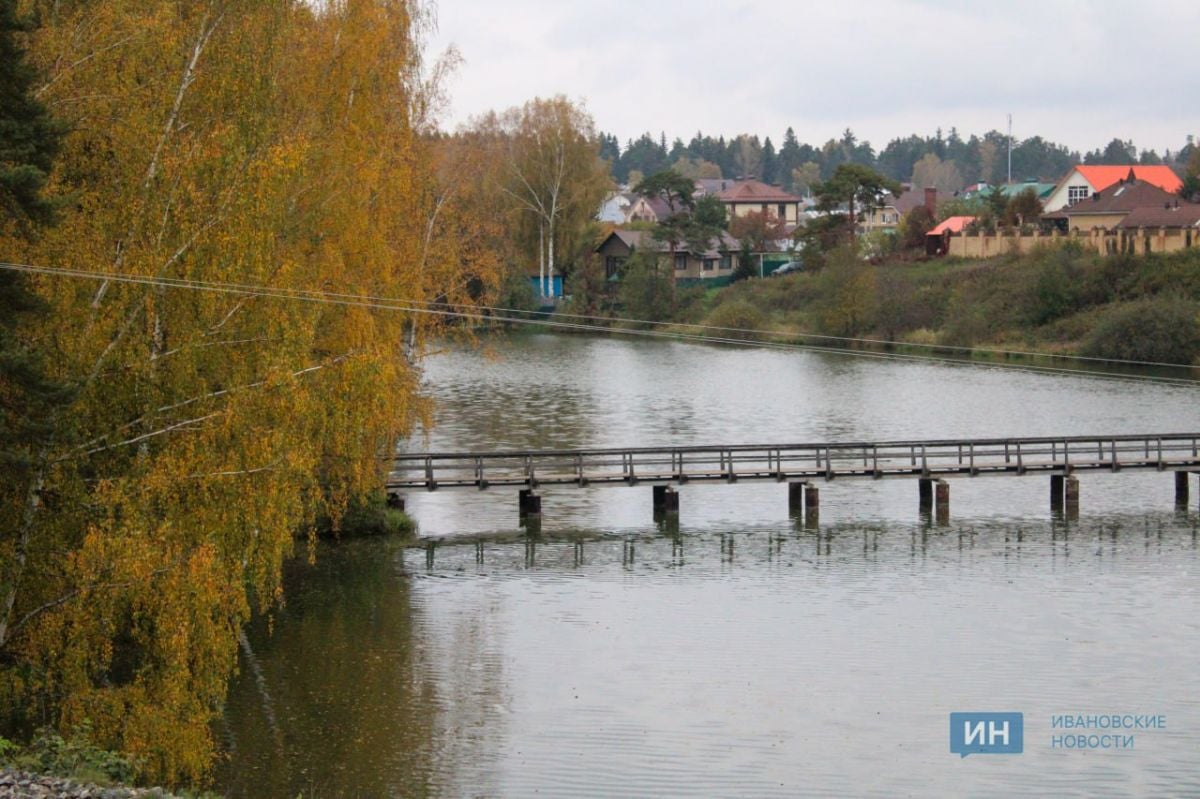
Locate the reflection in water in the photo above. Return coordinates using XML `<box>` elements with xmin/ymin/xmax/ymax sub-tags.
<box><xmin>221</xmin><ymin>335</ymin><xmax>1200</xmax><ymax>796</ymax></box>
<box><xmin>217</xmin><ymin>540</ymin><xmax>506</xmax><ymax>798</ymax></box>
<box><xmin>222</xmin><ymin>515</ymin><xmax>1200</xmax><ymax>798</ymax></box>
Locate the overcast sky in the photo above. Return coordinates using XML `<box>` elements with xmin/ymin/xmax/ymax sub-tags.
<box><xmin>427</xmin><ymin>0</ymin><xmax>1200</xmax><ymax>156</ymax></box>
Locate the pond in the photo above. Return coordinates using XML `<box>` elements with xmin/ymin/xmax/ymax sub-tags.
<box><xmin>218</xmin><ymin>334</ymin><xmax>1200</xmax><ymax>797</ymax></box>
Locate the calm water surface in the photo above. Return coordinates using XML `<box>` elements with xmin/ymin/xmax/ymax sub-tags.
<box><xmin>219</xmin><ymin>335</ymin><xmax>1200</xmax><ymax>797</ymax></box>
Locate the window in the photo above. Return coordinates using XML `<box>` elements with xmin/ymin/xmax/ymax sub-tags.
<box><xmin>778</xmin><ymin>204</ymin><xmax>786</xmax><ymax>218</ymax></box>
<box><xmin>761</xmin><ymin>203</ymin><xmax>769</xmax><ymax>215</ymax></box>
<box><xmin>1068</xmin><ymin>185</ymin><xmax>1090</xmax><ymax>205</ymax></box>
<box><xmin>703</xmin><ymin>258</ymin><xmax>716</xmax><ymax>271</ymax></box>
<box><xmin>605</xmin><ymin>256</ymin><xmax>626</xmax><ymax>279</ymax></box>
<box><xmin>674</xmin><ymin>253</ymin><xmax>688</xmax><ymax>271</ymax></box>
<box><xmin>720</xmin><ymin>255</ymin><xmax>732</xmax><ymax>270</ymax></box>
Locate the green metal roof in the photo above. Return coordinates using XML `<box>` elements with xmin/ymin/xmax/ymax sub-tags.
<box><xmin>982</xmin><ymin>182</ymin><xmax>1057</xmax><ymax>200</ymax></box>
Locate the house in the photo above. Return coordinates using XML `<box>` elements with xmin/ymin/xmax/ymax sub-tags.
<box><xmin>624</xmin><ymin>195</ymin><xmax>673</xmax><ymax>223</ymax></box>
<box><xmin>1043</xmin><ymin>178</ymin><xmax>1188</xmax><ymax>231</ymax></box>
<box><xmin>860</xmin><ymin>187</ymin><xmax>935</xmax><ymax>233</ymax></box>
<box><xmin>594</xmin><ymin>229</ymin><xmax>741</xmax><ymax>284</ymax></box>
<box><xmin>695</xmin><ymin>178</ymin><xmax>804</xmax><ymax>225</ymax></box>
<box><xmin>1042</xmin><ymin>165</ymin><xmax>1183</xmax><ymax>212</ymax></box>
<box><xmin>926</xmin><ymin>216</ymin><xmax>976</xmax><ymax>256</ymax></box>
<box><xmin>1114</xmin><ymin>202</ymin><xmax>1200</xmax><ymax>230</ymax></box>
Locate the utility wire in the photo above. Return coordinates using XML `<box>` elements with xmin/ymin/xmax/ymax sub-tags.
<box><xmin>11</xmin><ymin>259</ymin><xmax>1192</xmax><ymax>371</ymax></box>
<box><xmin>4</xmin><ymin>260</ymin><xmax>1200</xmax><ymax>387</ymax></box>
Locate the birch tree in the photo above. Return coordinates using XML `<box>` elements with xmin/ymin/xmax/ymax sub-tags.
<box><xmin>484</xmin><ymin>96</ymin><xmax>608</xmax><ymax>298</ymax></box>
<box><xmin>0</xmin><ymin>0</ymin><xmax>492</xmax><ymax>784</ymax></box>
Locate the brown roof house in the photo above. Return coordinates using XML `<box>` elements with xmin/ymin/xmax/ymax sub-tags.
<box><xmin>1043</xmin><ymin>165</ymin><xmax>1184</xmax><ymax>212</ymax></box>
<box><xmin>594</xmin><ymin>229</ymin><xmax>742</xmax><ymax>286</ymax></box>
<box><xmin>695</xmin><ymin>178</ymin><xmax>805</xmax><ymax>226</ymax></box>
<box><xmin>1043</xmin><ymin>176</ymin><xmax>1191</xmax><ymax>231</ymax></box>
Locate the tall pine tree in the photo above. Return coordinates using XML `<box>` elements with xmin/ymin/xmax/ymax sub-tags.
<box><xmin>0</xmin><ymin>0</ymin><xmax>71</xmax><ymax>478</ymax></box>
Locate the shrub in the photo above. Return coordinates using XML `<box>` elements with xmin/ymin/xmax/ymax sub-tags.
<box><xmin>705</xmin><ymin>300</ymin><xmax>766</xmax><ymax>340</ymax></box>
<box><xmin>1</xmin><ymin>725</ymin><xmax>137</xmax><ymax>786</ymax></box>
<box><xmin>320</xmin><ymin>491</ymin><xmax>416</xmax><ymax>538</ymax></box>
<box><xmin>1081</xmin><ymin>297</ymin><xmax>1200</xmax><ymax>364</ymax></box>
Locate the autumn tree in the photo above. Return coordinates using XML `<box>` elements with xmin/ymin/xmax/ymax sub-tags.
<box><xmin>671</xmin><ymin>155</ymin><xmax>722</xmax><ymax>179</ymax></box>
<box><xmin>1005</xmin><ymin>187</ymin><xmax>1044</xmax><ymax>226</ymax></box>
<box><xmin>730</xmin><ymin>210</ymin><xmax>787</xmax><ymax>281</ymax></box>
<box><xmin>910</xmin><ymin>153</ymin><xmax>965</xmax><ymax>196</ymax></box>
<box><xmin>0</xmin><ymin>0</ymin><xmax>491</xmax><ymax>785</ymax></box>
<box><xmin>791</xmin><ymin>162</ymin><xmax>821</xmax><ymax>197</ymax></box>
<box><xmin>1180</xmin><ymin>147</ymin><xmax>1200</xmax><ymax>202</ymax></box>
<box><xmin>482</xmin><ymin>96</ymin><xmax>610</xmax><ymax>299</ymax></box>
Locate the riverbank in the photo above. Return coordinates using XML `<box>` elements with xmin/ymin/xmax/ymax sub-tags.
<box><xmin>0</xmin><ymin>770</ymin><xmax>184</xmax><ymax>798</ymax></box>
<box><xmin>636</xmin><ymin>245</ymin><xmax>1200</xmax><ymax>366</ymax></box>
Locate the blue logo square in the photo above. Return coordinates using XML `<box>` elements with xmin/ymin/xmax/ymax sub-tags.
<box><xmin>950</xmin><ymin>712</ymin><xmax>1024</xmax><ymax>757</ymax></box>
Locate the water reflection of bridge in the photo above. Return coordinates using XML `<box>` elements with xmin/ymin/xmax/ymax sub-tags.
<box><xmin>409</xmin><ymin>514</ymin><xmax>1200</xmax><ymax>572</ymax></box>
<box><xmin>389</xmin><ymin>433</ymin><xmax>1200</xmax><ymax>524</ymax></box>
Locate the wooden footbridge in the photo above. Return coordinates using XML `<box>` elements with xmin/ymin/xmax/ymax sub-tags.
<box><xmin>386</xmin><ymin>433</ymin><xmax>1200</xmax><ymax>521</ymax></box>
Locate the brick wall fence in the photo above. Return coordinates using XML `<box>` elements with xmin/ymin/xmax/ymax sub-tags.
<box><xmin>947</xmin><ymin>227</ymin><xmax>1199</xmax><ymax>259</ymax></box>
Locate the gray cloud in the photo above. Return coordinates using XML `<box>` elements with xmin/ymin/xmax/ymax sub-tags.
<box><xmin>428</xmin><ymin>0</ymin><xmax>1200</xmax><ymax>153</ymax></box>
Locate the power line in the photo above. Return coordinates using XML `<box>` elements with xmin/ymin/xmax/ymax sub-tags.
<box><xmin>7</xmin><ymin>259</ymin><xmax>1196</xmax><ymax>370</ymax></box>
<box><xmin>4</xmin><ymin>260</ymin><xmax>1199</xmax><ymax>387</ymax></box>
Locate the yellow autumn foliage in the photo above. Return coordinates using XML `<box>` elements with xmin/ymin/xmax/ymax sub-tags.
<box><xmin>0</xmin><ymin>0</ymin><xmax>497</xmax><ymax>785</ymax></box>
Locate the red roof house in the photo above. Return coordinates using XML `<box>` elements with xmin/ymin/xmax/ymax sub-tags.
<box><xmin>1043</xmin><ymin>165</ymin><xmax>1183</xmax><ymax>212</ymax></box>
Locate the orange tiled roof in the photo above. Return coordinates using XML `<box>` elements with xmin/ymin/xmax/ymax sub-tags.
<box><xmin>1074</xmin><ymin>165</ymin><xmax>1182</xmax><ymax>194</ymax></box>
<box><xmin>928</xmin><ymin>216</ymin><xmax>976</xmax><ymax>235</ymax></box>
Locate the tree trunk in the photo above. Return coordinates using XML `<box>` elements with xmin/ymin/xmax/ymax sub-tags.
<box><xmin>547</xmin><ymin>219</ymin><xmax>556</xmax><ymax>298</ymax></box>
<box><xmin>0</xmin><ymin>457</ymin><xmax>46</xmax><ymax>650</ymax></box>
<box><xmin>538</xmin><ymin>222</ymin><xmax>545</xmax><ymax>298</ymax></box>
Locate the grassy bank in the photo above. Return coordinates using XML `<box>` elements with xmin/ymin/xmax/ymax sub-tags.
<box><xmin>660</xmin><ymin>244</ymin><xmax>1200</xmax><ymax>366</ymax></box>
<box><xmin>316</xmin><ymin>491</ymin><xmax>417</xmax><ymax>540</ymax></box>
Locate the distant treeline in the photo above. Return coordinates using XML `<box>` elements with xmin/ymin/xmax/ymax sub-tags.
<box><xmin>598</xmin><ymin>128</ymin><xmax>1199</xmax><ymax>195</ymax></box>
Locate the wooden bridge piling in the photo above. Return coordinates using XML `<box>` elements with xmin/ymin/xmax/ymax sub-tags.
<box><xmin>653</xmin><ymin>485</ymin><xmax>679</xmax><ymax>514</ymax></box>
<box><xmin>919</xmin><ymin>478</ymin><xmax>933</xmax><ymax>511</ymax></box>
<box><xmin>788</xmin><ymin>481</ymin><xmax>806</xmax><ymax>517</ymax></box>
<box><xmin>804</xmin><ymin>484</ymin><xmax>819</xmax><ymax>524</ymax></box>
<box><xmin>1176</xmin><ymin>472</ymin><xmax>1190</xmax><ymax>506</ymax></box>
<box><xmin>935</xmin><ymin>479</ymin><xmax>950</xmax><ymax>525</ymax></box>
<box><xmin>519</xmin><ymin>488</ymin><xmax>541</xmax><ymax>518</ymax></box>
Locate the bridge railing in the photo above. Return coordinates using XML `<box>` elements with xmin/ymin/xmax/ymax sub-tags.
<box><xmin>387</xmin><ymin>433</ymin><xmax>1200</xmax><ymax>491</ymax></box>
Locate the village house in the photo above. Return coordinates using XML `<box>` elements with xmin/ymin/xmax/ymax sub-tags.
<box><xmin>1113</xmin><ymin>203</ymin><xmax>1200</xmax><ymax>231</ymax></box>
<box><xmin>695</xmin><ymin>178</ymin><xmax>804</xmax><ymax>225</ymax></box>
<box><xmin>1043</xmin><ymin>177</ymin><xmax>1197</xmax><ymax>232</ymax></box>
<box><xmin>859</xmin><ymin>187</ymin><xmax>935</xmax><ymax>233</ymax></box>
<box><xmin>594</xmin><ymin>229</ymin><xmax>742</xmax><ymax>285</ymax></box>
<box><xmin>1042</xmin><ymin>165</ymin><xmax>1183</xmax><ymax>212</ymax></box>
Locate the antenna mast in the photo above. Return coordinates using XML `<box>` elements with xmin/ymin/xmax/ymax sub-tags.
<box><xmin>1007</xmin><ymin>113</ymin><xmax>1013</xmax><ymax>185</ymax></box>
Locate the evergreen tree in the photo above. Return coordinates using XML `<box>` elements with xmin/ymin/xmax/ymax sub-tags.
<box><xmin>761</xmin><ymin>136</ymin><xmax>778</xmax><ymax>185</ymax></box>
<box><xmin>777</xmin><ymin>127</ymin><xmax>802</xmax><ymax>191</ymax></box>
<box><xmin>0</xmin><ymin>0</ymin><xmax>65</xmax><ymax>229</ymax></box>
<box><xmin>0</xmin><ymin>0</ymin><xmax>72</xmax><ymax>477</ymax></box>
